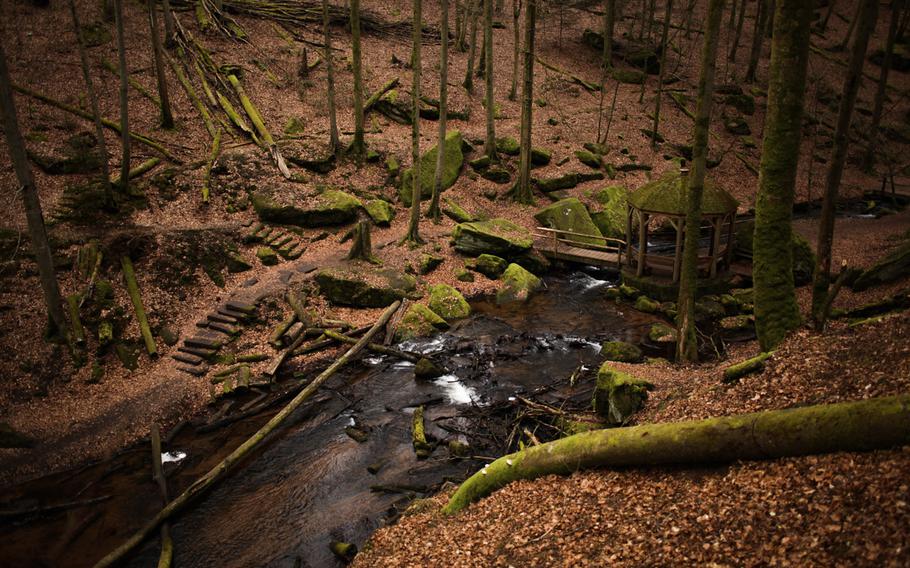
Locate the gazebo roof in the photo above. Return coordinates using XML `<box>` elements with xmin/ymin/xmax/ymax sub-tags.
<box><xmin>628</xmin><ymin>170</ymin><xmax>739</xmax><ymax>216</ymax></box>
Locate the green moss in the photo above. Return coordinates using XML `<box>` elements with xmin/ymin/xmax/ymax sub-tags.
<box><xmin>496</xmin><ymin>263</ymin><xmax>542</xmax><ymax>304</ymax></box>
<box><xmin>419</xmin><ymin>253</ymin><xmax>443</xmax><ymax>275</ymax></box>
<box><xmin>400</xmin><ymin>130</ymin><xmax>464</xmax><ymax>206</ymax></box>
<box><xmin>533</xmin><ymin>198</ymin><xmax>604</xmax><ymax>246</ymax></box>
<box><xmin>442</xmin><ymin>198</ymin><xmax>475</xmax><ymax>223</ymax></box>
<box><xmin>536</xmin><ymin>172</ymin><xmax>579</xmax><ymax>193</ymax></box>
<box><xmin>481</xmin><ymin>166</ymin><xmax>511</xmax><ymax>184</ymax></box>
<box><xmin>592</xmin><ymin>362</ymin><xmax>654</xmax><ymax>424</ymax></box>
<box><xmin>495</xmin><ymin>136</ymin><xmax>521</xmax><ymax>155</ymax></box>
<box><xmin>600</xmin><ymin>340</ymin><xmax>642</xmax><ymax>363</ymax></box>
<box><xmin>723</xmin><ymin>351</ymin><xmax>772</xmax><ymax>383</ymax></box>
<box><xmin>365</xmin><ymin>199</ymin><xmax>395</xmax><ymax>226</ymax></box>
<box><xmin>396</xmin><ymin>304</ymin><xmax>450</xmax><ymax>341</ymax></box>
<box><xmin>629</xmin><ymin>170</ymin><xmax>738</xmax><ymax>215</ymax></box>
<box><xmin>531</xmin><ymin>147</ymin><xmax>552</xmax><ymax>166</ymax></box>
<box><xmin>316</xmin><ymin>267</ymin><xmax>417</xmax><ymax>308</ymax></box>
<box><xmin>719</xmin><ymin>314</ymin><xmax>754</xmax><ymax>331</ymax></box>
<box><xmin>470</xmin><ymin>253</ymin><xmax>508</xmax><ymax>279</ymax></box>
<box><xmin>226</xmin><ymin>253</ymin><xmax>252</xmax><ymax>273</ymax></box>
<box><xmin>611</xmin><ymin>68</ymin><xmax>646</xmax><ymax>84</ymax></box>
<box><xmin>452</xmin><ymin>219</ymin><xmax>533</xmax><ymax>258</ymax></box>
<box><xmin>412</xmin><ymin>405</ymin><xmax>432</xmax><ymax>458</ymax></box>
<box><xmin>575</xmin><ymin>150</ymin><xmax>603</xmax><ymax>169</ymax></box>
<box><xmin>252</xmin><ymin>189</ymin><xmax>363</xmax><ymax>227</ymax></box>
<box><xmin>634</xmin><ymin>295</ymin><xmax>659</xmax><ymax>313</ymax></box>
<box><xmin>648</xmin><ymin>322</ymin><xmax>676</xmax><ymax>343</ymax></box>
<box><xmin>590</xmin><ymin>186</ymin><xmax>629</xmax><ymax>239</ymax></box>
<box><xmin>256</xmin><ymin>247</ymin><xmax>279</xmax><ymax>265</ymax></box>
<box><xmin>469</xmin><ymin>155</ymin><xmax>491</xmax><ymax>169</ymax></box>
<box><xmin>428</xmin><ymin>284</ymin><xmax>471</xmax><ymax>320</ymax></box>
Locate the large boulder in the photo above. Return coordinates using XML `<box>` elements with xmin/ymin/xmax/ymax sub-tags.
<box><xmin>533</xmin><ymin>197</ymin><xmax>604</xmax><ymax>246</ymax></box>
<box><xmin>428</xmin><ymin>284</ymin><xmax>471</xmax><ymax>320</ymax></box>
<box><xmin>591</xmin><ymin>186</ymin><xmax>628</xmax><ymax>239</ymax></box>
<box><xmin>592</xmin><ymin>363</ymin><xmax>654</xmax><ymax>425</ymax></box>
<box><xmin>395</xmin><ymin>303</ymin><xmax>450</xmax><ymax>341</ymax></box>
<box><xmin>28</xmin><ymin>132</ymin><xmax>103</xmax><ymax>175</ymax></box>
<box><xmin>452</xmin><ymin>218</ymin><xmax>533</xmax><ymax>258</ymax></box>
<box><xmin>315</xmin><ymin>266</ymin><xmax>417</xmax><ymax>308</ymax></box>
<box><xmin>469</xmin><ymin>253</ymin><xmax>508</xmax><ymax>279</ymax></box>
<box><xmin>252</xmin><ymin>189</ymin><xmax>362</xmax><ymax>227</ymax></box>
<box><xmin>400</xmin><ymin>130</ymin><xmax>464</xmax><ymax>206</ymax></box>
<box><xmin>600</xmin><ymin>340</ymin><xmax>642</xmax><ymax>363</ymax></box>
<box><xmin>852</xmin><ymin>240</ymin><xmax>910</xmax><ymax>291</ymax></box>
<box><xmin>496</xmin><ymin>263</ymin><xmax>542</xmax><ymax>304</ymax></box>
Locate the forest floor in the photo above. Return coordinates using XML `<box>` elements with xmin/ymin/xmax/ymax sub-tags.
<box><xmin>1</xmin><ymin>0</ymin><xmax>910</xmax><ymax>564</ymax></box>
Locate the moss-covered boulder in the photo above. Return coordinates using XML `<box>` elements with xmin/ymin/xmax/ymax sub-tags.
<box><xmin>470</xmin><ymin>253</ymin><xmax>508</xmax><ymax>279</ymax></box>
<box><xmin>537</xmin><ymin>172</ymin><xmax>580</xmax><ymax>193</ymax></box>
<box><xmin>256</xmin><ymin>247</ymin><xmax>279</xmax><ymax>265</ymax></box>
<box><xmin>419</xmin><ymin>253</ymin><xmax>443</xmax><ymax>275</ymax></box>
<box><xmin>400</xmin><ymin>130</ymin><xmax>464</xmax><ymax>206</ymax></box>
<box><xmin>316</xmin><ymin>267</ymin><xmax>417</xmax><ymax>308</ymax></box>
<box><xmin>600</xmin><ymin>340</ymin><xmax>642</xmax><ymax>363</ymax></box>
<box><xmin>531</xmin><ymin>147</ymin><xmax>552</xmax><ymax>166</ymax></box>
<box><xmin>496</xmin><ymin>136</ymin><xmax>521</xmax><ymax>156</ymax></box>
<box><xmin>696</xmin><ymin>299</ymin><xmax>726</xmax><ymax>321</ymax></box>
<box><xmin>396</xmin><ymin>303</ymin><xmax>450</xmax><ymax>341</ymax></box>
<box><xmin>252</xmin><ymin>189</ymin><xmax>362</xmax><ymax>227</ymax></box>
<box><xmin>852</xmin><ymin>240</ymin><xmax>910</xmax><ymax>291</ymax></box>
<box><xmin>481</xmin><ymin>166</ymin><xmax>511</xmax><ymax>184</ymax></box>
<box><xmin>365</xmin><ymin>199</ymin><xmax>395</xmax><ymax>226</ymax></box>
<box><xmin>428</xmin><ymin>284</ymin><xmax>471</xmax><ymax>320</ymax></box>
<box><xmin>725</xmin><ymin>93</ymin><xmax>756</xmax><ymax>115</ymax></box>
<box><xmin>452</xmin><ymin>219</ymin><xmax>533</xmax><ymax>258</ymax></box>
<box><xmin>442</xmin><ymin>198</ymin><xmax>475</xmax><ymax>223</ymax></box>
<box><xmin>592</xmin><ymin>363</ymin><xmax>654</xmax><ymax>425</ymax></box>
<box><xmin>533</xmin><ymin>198</ymin><xmax>604</xmax><ymax>246</ymax></box>
<box><xmin>634</xmin><ymin>295</ymin><xmax>659</xmax><ymax>313</ymax></box>
<box><xmin>575</xmin><ymin>149</ymin><xmax>603</xmax><ymax>169</ymax></box>
<box><xmin>591</xmin><ymin>185</ymin><xmax>628</xmax><ymax>239</ymax></box>
<box><xmin>648</xmin><ymin>323</ymin><xmax>676</xmax><ymax>343</ymax></box>
<box><xmin>724</xmin><ymin>117</ymin><xmax>751</xmax><ymax>135</ymax></box>
<box><xmin>469</xmin><ymin>155</ymin><xmax>491</xmax><ymax>170</ymax></box>
<box><xmin>611</xmin><ymin>68</ymin><xmax>646</xmax><ymax>84</ymax></box>
<box><xmin>496</xmin><ymin>263</ymin><xmax>542</xmax><ymax>304</ymax></box>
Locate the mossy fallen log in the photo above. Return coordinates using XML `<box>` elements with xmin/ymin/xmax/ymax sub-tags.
<box><xmin>111</xmin><ymin>157</ymin><xmax>162</xmax><ymax>187</ymax></box>
<box><xmin>100</xmin><ymin>57</ymin><xmax>162</xmax><ymax>107</ymax></box>
<box><xmin>216</xmin><ymin>91</ymin><xmax>258</xmax><ymax>142</ymax></box>
<box><xmin>364</xmin><ymin>77</ymin><xmax>400</xmax><ymax>112</ymax></box>
<box><xmin>167</xmin><ymin>53</ymin><xmax>217</xmax><ymax>138</ymax></box>
<box><xmin>66</xmin><ymin>294</ymin><xmax>85</xmax><ymax>345</ymax></box>
<box><xmin>121</xmin><ymin>256</ymin><xmax>157</xmax><ymax>357</ymax></box>
<box><xmin>149</xmin><ymin>425</ymin><xmax>173</xmax><ymax>568</ymax></box>
<box><xmin>228</xmin><ymin>73</ymin><xmax>273</xmax><ymax>145</ymax></box>
<box><xmin>722</xmin><ymin>351</ymin><xmax>772</xmax><ymax>383</ymax></box>
<box><xmin>442</xmin><ymin>394</ymin><xmax>910</xmax><ymax>514</ymax></box>
<box><xmin>269</xmin><ymin>314</ymin><xmax>296</xmax><ymax>348</ymax></box>
<box><xmin>412</xmin><ymin>405</ymin><xmax>431</xmax><ymax>459</ymax></box>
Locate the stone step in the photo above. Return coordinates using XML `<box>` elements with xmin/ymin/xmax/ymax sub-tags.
<box><xmin>178</xmin><ymin>345</ymin><xmax>217</xmax><ymax>358</ymax></box>
<box><xmin>207</xmin><ymin>312</ymin><xmax>239</xmax><ymax>325</ymax></box>
<box><xmin>279</xmin><ymin>242</ymin><xmax>305</xmax><ymax>260</ymax></box>
<box><xmin>184</xmin><ymin>335</ymin><xmax>224</xmax><ymax>350</ymax></box>
<box><xmin>172</xmin><ymin>352</ymin><xmax>204</xmax><ymax>365</ymax></box>
<box><xmin>195</xmin><ymin>320</ymin><xmax>210</xmax><ymax>329</ymax></box>
<box><xmin>265</xmin><ymin>232</ymin><xmax>287</xmax><ymax>245</ymax></box>
<box><xmin>272</xmin><ymin>235</ymin><xmax>294</xmax><ymax>249</ymax></box>
<box><xmin>218</xmin><ymin>307</ymin><xmax>250</xmax><ymax>321</ymax></box>
<box><xmin>177</xmin><ymin>364</ymin><xmax>208</xmax><ymax>377</ymax></box>
<box><xmin>208</xmin><ymin>322</ymin><xmax>239</xmax><ymax>336</ymax></box>
<box><xmin>225</xmin><ymin>300</ymin><xmax>257</xmax><ymax>314</ymax></box>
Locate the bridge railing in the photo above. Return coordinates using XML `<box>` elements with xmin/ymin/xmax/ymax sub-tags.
<box><xmin>533</xmin><ymin>227</ymin><xmax>626</xmax><ymax>268</ymax></box>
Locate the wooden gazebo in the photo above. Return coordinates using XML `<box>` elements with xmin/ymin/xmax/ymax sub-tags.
<box><xmin>625</xmin><ymin>168</ymin><xmax>739</xmax><ymax>283</ymax></box>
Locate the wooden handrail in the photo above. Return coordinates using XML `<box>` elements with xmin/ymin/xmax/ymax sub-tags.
<box><xmin>534</xmin><ymin>226</ymin><xmax>627</xmax><ymax>247</ymax></box>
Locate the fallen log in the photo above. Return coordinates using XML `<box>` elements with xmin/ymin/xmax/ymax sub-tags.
<box><xmin>442</xmin><ymin>394</ymin><xmax>910</xmax><ymax>514</ymax></box>
<box><xmin>322</xmin><ymin>329</ymin><xmax>420</xmax><ymax>363</ymax></box>
<box><xmin>121</xmin><ymin>256</ymin><xmax>157</xmax><ymax>357</ymax></box>
<box><xmin>722</xmin><ymin>352</ymin><xmax>772</xmax><ymax>383</ymax></box>
<box><xmin>167</xmin><ymin>53</ymin><xmax>217</xmax><ymax>138</ymax></box>
<box><xmin>227</xmin><ymin>73</ymin><xmax>290</xmax><ymax>178</ymax></box>
<box><xmin>364</xmin><ymin>77</ymin><xmax>400</xmax><ymax>112</ymax></box>
<box><xmin>100</xmin><ymin>57</ymin><xmax>161</xmax><ymax>107</ymax></box>
<box><xmin>111</xmin><ymin>157</ymin><xmax>162</xmax><ymax>187</ymax></box>
<box><xmin>150</xmin><ymin>425</ymin><xmax>173</xmax><ymax>568</ymax></box>
<box><xmin>91</xmin><ymin>301</ymin><xmax>401</xmax><ymax>568</ymax></box>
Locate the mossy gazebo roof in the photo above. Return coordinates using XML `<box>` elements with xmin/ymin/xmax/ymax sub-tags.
<box><xmin>628</xmin><ymin>170</ymin><xmax>739</xmax><ymax>216</ymax></box>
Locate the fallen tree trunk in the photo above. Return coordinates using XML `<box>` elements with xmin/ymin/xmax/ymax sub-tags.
<box><xmin>92</xmin><ymin>300</ymin><xmax>401</xmax><ymax>568</ymax></box>
<box><xmin>442</xmin><ymin>394</ymin><xmax>910</xmax><ymax>514</ymax></box>
<box><xmin>149</xmin><ymin>425</ymin><xmax>173</xmax><ymax>568</ymax></box>
<box><xmin>121</xmin><ymin>256</ymin><xmax>157</xmax><ymax>357</ymax></box>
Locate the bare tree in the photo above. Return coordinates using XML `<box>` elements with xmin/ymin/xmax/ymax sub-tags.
<box><xmin>350</xmin><ymin>0</ymin><xmax>366</xmax><ymax>159</ymax></box>
<box><xmin>323</xmin><ymin>0</ymin><xmax>340</xmax><ymax>156</ymax></box>
<box><xmin>430</xmin><ymin>0</ymin><xmax>449</xmax><ymax>222</ymax></box>
<box><xmin>483</xmin><ymin>0</ymin><xmax>496</xmax><ymax>159</ymax></box>
<box><xmin>863</xmin><ymin>0</ymin><xmax>904</xmax><ymax>172</ymax></box>
<box><xmin>463</xmin><ymin>0</ymin><xmax>479</xmax><ymax>91</ymax></box>
<box><xmin>515</xmin><ymin>0</ymin><xmax>536</xmax><ymax>204</ymax></box>
<box><xmin>744</xmin><ymin>0</ymin><xmax>768</xmax><ymax>83</ymax></box>
<box><xmin>651</xmin><ymin>0</ymin><xmax>673</xmax><ymax>148</ymax></box>
<box><xmin>147</xmin><ymin>0</ymin><xmax>173</xmax><ymax>128</ymax></box>
<box><xmin>509</xmin><ymin>0</ymin><xmax>521</xmax><ymax>101</ymax></box>
<box><xmin>113</xmin><ymin>0</ymin><xmax>130</xmax><ymax>193</ymax></box>
<box><xmin>404</xmin><ymin>0</ymin><xmax>424</xmax><ymax>244</ymax></box>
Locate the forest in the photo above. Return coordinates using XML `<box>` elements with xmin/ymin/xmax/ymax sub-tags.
<box><xmin>1</xmin><ymin>0</ymin><xmax>909</xmax><ymax>565</ymax></box>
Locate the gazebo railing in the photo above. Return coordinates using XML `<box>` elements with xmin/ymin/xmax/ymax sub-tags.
<box><xmin>533</xmin><ymin>227</ymin><xmax>626</xmax><ymax>268</ymax></box>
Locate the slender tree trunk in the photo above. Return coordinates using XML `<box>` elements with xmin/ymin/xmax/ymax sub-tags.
<box><xmin>323</xmin><ymin>0</ymin><xmax>340</xmax><ymax>156</ymax></box>
<box><xmin>753</xmin><ymin>0</ymin><xmax>812</xmax><ymax>351</ymax></box>
<box><xmin>113</xmin><ymin>0</ymin><xmax>130</xmax><ymax>193</ymax></box>
<box><xmin>651</xmin><ymin>0</ymin><xmax>673</xmax><ymax>149</ymax></box>
<box><xmin>508</xmin><ymin>0</ymin><xmax>521</xmax><ymax>101</ymax></box>
<box><xmin>464</xmin><ymin>0</ymin><xmax>478</xmax><ymax>91</ymax></box>
<box><xmin>727</xmin><ymin>0</ymin><xmax>746</xmax><ymax>64</ymax></box>
<box><xmin>516</xmin><ymin>0</ymin><xmax>536</xmax><ymax>204</ymax></box>
<box><xmin>764</xmin><ymin>0</ymin><xmax>775</xmax><ymax>37</ymax></box>
<box><xmin>430</xmin><ymin>0</ymin><xmax>449</xmax><ymax>222</ymax></box>
<box><xmin>162</xmin><ymin>0</ymin><xmax>176</xmax><ymax>48</ymax></box>
<box><xmin>404</xmin><ymin>0</ymin><xmax>423</xmax><ymax>244</ymax></box>
<box><xmin>863</xmin><ymin>0</ymin><xmax>903</xmax><ymax>172</ymax></box>
<box><xmin>676</xmin><ymin>0</ymin><xmax>725</xmax><ymax>364</ymax></box>
<box><xmin>645</xmin><ymin>0</ymin><xmax>655</xmax><ymax>40</ymax></box>
<box><xmin>68</xmin><ymin>0</ymin><xmax>115</xmax><ymax>208</ymax></box>
<box><xmin>839</xmin><ymin>2</ymin><xmax>861</xmax><ymax>51</ymax></box>
<box><xmin>0</xmin><ymin>39</ymin><xmax>67</xmax><ymax>338</ymax></box>
<box><xmin>483</xmin><ymin>0</ymin><xmax>496</xmax><ymax>159</ymax></box>
<box><xmin>744</xmin><ymin>0</ymin><xmax>767</xmax><ymax>83</ymax></box>
<box><xmin>812</xmin><ymin>0</ymin><xmax>879</xmax><ymax>322</ymax></box>
<box><xmin>603</xmin><ymin>0</ymin><xmax>615</xmax><ymax>68</ymax></box>
<box><xmin>477</xmin><ymin>21</ymin><xmax>486</xmax><ymax>78</ymax></box>
<box><xmin>684</xmin><ymin>0</ymin><xmax>696</xmax><ymax>38</ymax></box>
<box><xmin>820</xmin><ymin>0</ymin><xmax>837</xmax><ymax>33</ymax></box>
<box><xmin>350</xmin><ymin>0</ymin><xmax>365</xmax><ymax>159</ymax></box>
<box><xmin>147</xmin><ymin>0</ymin><xmax>173</xmax><ymax>129</ymax></box>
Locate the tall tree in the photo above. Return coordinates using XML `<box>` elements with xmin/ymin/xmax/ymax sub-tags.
<box><xmin>0</xmin><ymin>38</ymin><xmax>67</xmax><ymax>337</ymax></box>
<box><xmin>812</xmin><ymin>0</ymin><xmax>879</xmax><ymax>323</ymax></box>
<box><xmin>404</xmin><ymin>0</ymin><xmax>423</xmax><ymax>243</ymax></box>
<box><xmin>350</xmin><ymin>0</ymin><xmax>366</xmax><ymax>159</ymax></box>
<box><xmin>650</xmin><ymin>0</ymin><xmax>673</xmax><ymax>149</ymax></box>
<box><xmin>676</xmin><ymin>0</ymin><xmax>725</xmax><ymax>363</ymax></box>
<box><xmin>508</xmin><ymin>0</ymin><xmax>521</xmax><ymax>101</ymax></box>
<box><xmin>68</xmin><ymin>0</ymin><xmax>114</xmax><ymax>209</ymax></box>
<box><xmin>113</xmin><ymin>0</ymin><xmax>130</xmax><ymax>193</ymax></box>
<box><xmin>463</xmin><ymin>0</ymin><xmax>478</xmax><ymax>91</ymax></box>
<box><xmin>863</xmin><ymin>0</ymin><xmax>904</xmax><ymax>172</ymax></box>
<box><xmin>819</xmin><ymin>0</ymin><xmax>837</xmax><ymax>33</ymax></box>
<box><xmin>744</xmin><ymin>0</ymin><xmax>768</xmax><ymax>83</ymax></box>
<box><xmin>603</xmin><ymin>0</ymin><xmax>615</xmax><ymax>68</ymax></box>
<box><xmin>483</xmin><ymin>0</ymin><xmax>496</xmax><ymax>159</ymax></box>
<box><xmin>147</xmin><ymin>0</ymin><xmax>173</xmax><ymax>128</ymax></box>
<box><xmin>838</xmin><ymin>2</ymin><xmax>861</xmax><ymax>51</ymax></box>
<box><xmin>753</xmin><ymin>0</ymin><xmax>813</xmax><ymax>351</ymax></box>
<box><xmin>515</xmin><ymin>0</ymin><xmax>536</xmax><ymax>204</ymax></box>
<box><xmin>727</xmin><ymin>0</ymin><xmax>747</xmax><ymax>65</ymax></box>
<box><xmin>430</xmin><ymin>0</ymin><xmax>449</xmax><ymax>222</ymax></box>
<box><xmin>323</xmin><ymin>0</ymin><xmax>340</xmax><ymax>156</ymax></box>
<box><xmin>162</xmin><ymin>0</ymin><xmax>176</xmax><ymax>48</ymax></box>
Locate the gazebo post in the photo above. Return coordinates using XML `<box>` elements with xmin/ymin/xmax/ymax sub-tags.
<box><xmin>636</xmin><ymin>210</ymin><xmax>647</xmax><ymax>277</ymax></box>
<box><xmin>672</xmin><ymin>216</ymin><xmax>683</xmax><ymax>283</ymax></box>
<box><xmin>625</xmin><ymin>205</ymin><xmax>633</xmax><ymax>269</ymax></box>
<box><xmin>725</xmin><ymin>212</ymin><xmax>736</xmax><ymax>268</ymax></box>
<box><xmin>710</xmin><ymin>216</ymin><xmax>722</xmax><ymax>278</ymax></box>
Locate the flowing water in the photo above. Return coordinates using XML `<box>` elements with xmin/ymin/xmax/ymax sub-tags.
<box><xmin>0</xmin><ymin>271</ymin><xmax>661</xmax><ymax>568</ymax></box>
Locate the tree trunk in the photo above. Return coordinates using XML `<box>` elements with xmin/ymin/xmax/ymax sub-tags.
<box><xmin>483</xmin><ymin>0</ymin><xmax>496</xmax><ymax>159</ymax></box>
<box><xmin>113</xmin><ymin>0</ymin><xmax>130</xmax><ymax>193</ymax></box>
<box><xmin>442</xmin><ymin>394</ymin><xmax>910</xmax><ymax>514</ymax></box>
<box><xmin>675</xmin><ymin>0</ymin><xmax>724</xmax><ymax>364</ymax></box>
<box><xmin>515</xmin><ymin>0</ymin><xmax>535</xmax><ymax>204</ymax></box>
<box><xmin>350</xmin><ymin>0</ymin><xmax>365</xmax><ymax>159</ymax></box>
<box><xmin>727</xmin><ymin>0</ymin><xmax>747</xmax><ymax>64</ymax></box>
<box><xmin>0</xmin><ymin>38</ymin><xmax>67</xmax><ymax>338</ymax></box>
<box><xmin>463</xmin><ymin>0</ymin><xmax>478</xmax><ymax>92</ymax></box>
<box><xmin>162</xmin><ymin>0</ymin><xmax>176</xmax><ymax>48</ymax></box>
<box><xmin>147</xmin><ymin>0</ymin><xmax>173</xmax><ymax>129</ymax></box>
<box><xmin>347</xmin><ymin>220</ymin><xmax>377</xmax><ymax>262</ymax></box>
<box><xmin>820</xmin><ymin>0</ymin><xmax>837</xmax><ymax>33</ymax></box>
<box><xmin>430</xmin><ymin>0</ymin><xmax>449</xmax><ymax>222</ymax></box>
<box><xmin>744</xmin><ymin>0</ymin><xmax>767</xmax><ymax>83</ymax></box>
<box><xmin>839</xmin><ymin>1</ymin><xmax>861</xmax><ymax>51</ymax></box>
<box><xmin>68</xmin><ymin>0</ymin><xmax>115</xmax><ymax>209</ymax></box>
<box><xmin>404</xmin><ymin>0</ymin><xmax>423</xmax><ymax>244</ymax></box>
<box><xmin>764</xmin><ymin>0</ymin><xmax>775</xmax><ymax>38</ymax></box>
<box><xmin>323</xmin><ymin>0</ymin><xmax>340</xmax><ymax>156</ymax></box>
<box><xmin>753</xmin><ymin>0</ymin><xmax>812</xmax><ymax>351</ymax></box>
<box><xmin>650</xmin><ymin>0</ymin><xmax>673</xmax><ymax>149</ymax></box>
<box><xmin>863</xmin><ymin>0</ymin><xmax>903</xmax><ymax>172</ymax></box>
<box><xmin>603</xmin><ymin>0</ymin><xmax>615</xmax><ymax>68</ymax></box>
<box><xmin>508</xmin><ymin>0</ymin><xmax>520</xmax><ymax>101</ymax></box>
<box><xmin>812</xmin><ymin>0</ymin><xmax>879</xmax><ymax>321</ymax></box>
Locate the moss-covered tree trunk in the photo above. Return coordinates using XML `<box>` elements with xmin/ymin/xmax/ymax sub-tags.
<box><xmin>650</xmin><ymin>0</ymin><xmax>672</xmax><ymax>149</ymax></box>
<box><xmin>404</xmin><ymin>0</ymin><xmax>423</xmax><ymax>244</ymax></box>
<box><xmin>68</xmin><ymin>0</ymin><xmax>114</xmax><ymax>208</ymax></box>
<box><xmin>430</xmin><ymin>0</ymin><xmax>449</xmax><ymax>222</ymax></box>
<box><xmin>162</xmin><ymin>0</ymin><xmax>175</xmax><ymax>48</ymax></box>
<box><xmin>323</xmin><ymin>0</ymin><xmax>340</xmax><ymax>156</ymax></box>
<box><xmin>752</xmin><ymin>0</ymin><xmax>812</xmax><ymax>351</ymax></box>
<box><xmin>508</xmin><ymin>0</ymin><xmax>520</xmax><ymax>101</ymax></box>
<box><xmin>350</xmin><ymin>0</ymin><xmax>365</xmax><ymax>159</ymax></box>
<box><xmin>812</xmin><ymin>0</ymin><xmax>879</xmax><ymax>322</ymax></box>
<box><xmin>463</xmin><ymin>0</ymin><xmax>478</xmax><ymax>92</ymax></box>
<box><xmin>0</xmin><ymin>37</ymin><xmax>67</xmax><ymax>338</ymax></box>
<box><xmin>515</xmin><ymin>0</ymin><xmax>535</xmax><ymax>204</ymax></box>
<box><xmin>676</xmin><ymin>0</ymin><xmax>725</xmax><ymax>364</ymax></box>
<box><xmin>483</xmin><ymin>0</ymin><xmax>497</xmax><ymax>160</ymax></box>
<box><xmin>744</xmin><ymin>0</ymin><xmax>767</xmax><ymax>83</ymax></box>
<box><xmin>442</xmin><ymin>394</ymin><xmax>910</xmax><ymax>514</ymax></box>
<box><xmin>114</xmin><ymin>0</ymin><xmax>130</xmax><ymax>193</ymax></box>
<box><xmin>863</xmin><ymin>0</ymin><xmax>903</xmax><ymax>172</ymax></box>
<box><xmin>147</xmin><ymin>0</ymin><xmax>173</xmax><ymax>129</ymax></box>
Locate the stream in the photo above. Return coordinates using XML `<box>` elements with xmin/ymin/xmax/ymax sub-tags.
<box><xmin>0</xmin><ymin>271</ymin><xmax>662</xmax><ymax>568</ymax></box>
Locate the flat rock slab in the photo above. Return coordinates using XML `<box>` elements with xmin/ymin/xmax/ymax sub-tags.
<box><xmin>185</xmin><ymin>335</ymin><xmax>224</xmax><ymax>350</ymax></box>
<box><xmin>225</xmin><ymin>300</ymin><xmax>256</xmax><ymax>314</ymax></box>
<box><xmin>208</xmin><ymin>322</ymin><xmax>239</xmax><ymax>336</ymax></box>
<box><xmin>218</xmin><ymin>307</ymin><xmax>251</xmax><ymax>321</ymax></box>
<box><xmin>207</xmin><ymin>312</ymin><xmax>239</xmax><ymax>324</ymax></box>
<box><xmin>172</xmin><ymin>352</ymin><xmax>204</xmax><ymax>365</ymax></box>
<box><xmin>178</xmin><ymin>345</ymin><xmax>217</xmax><ymax>358</ymax></box>
<box><xmin>177</xmin><ymin>364</ymin><xmax>208</xmax><ymax>377</ymax></box>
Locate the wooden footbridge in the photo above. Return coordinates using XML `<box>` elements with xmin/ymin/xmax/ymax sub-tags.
<box><xmin>533</xmin><ymin>227</ymin><xmax>625</xmax><ymax>269</ymax></box>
